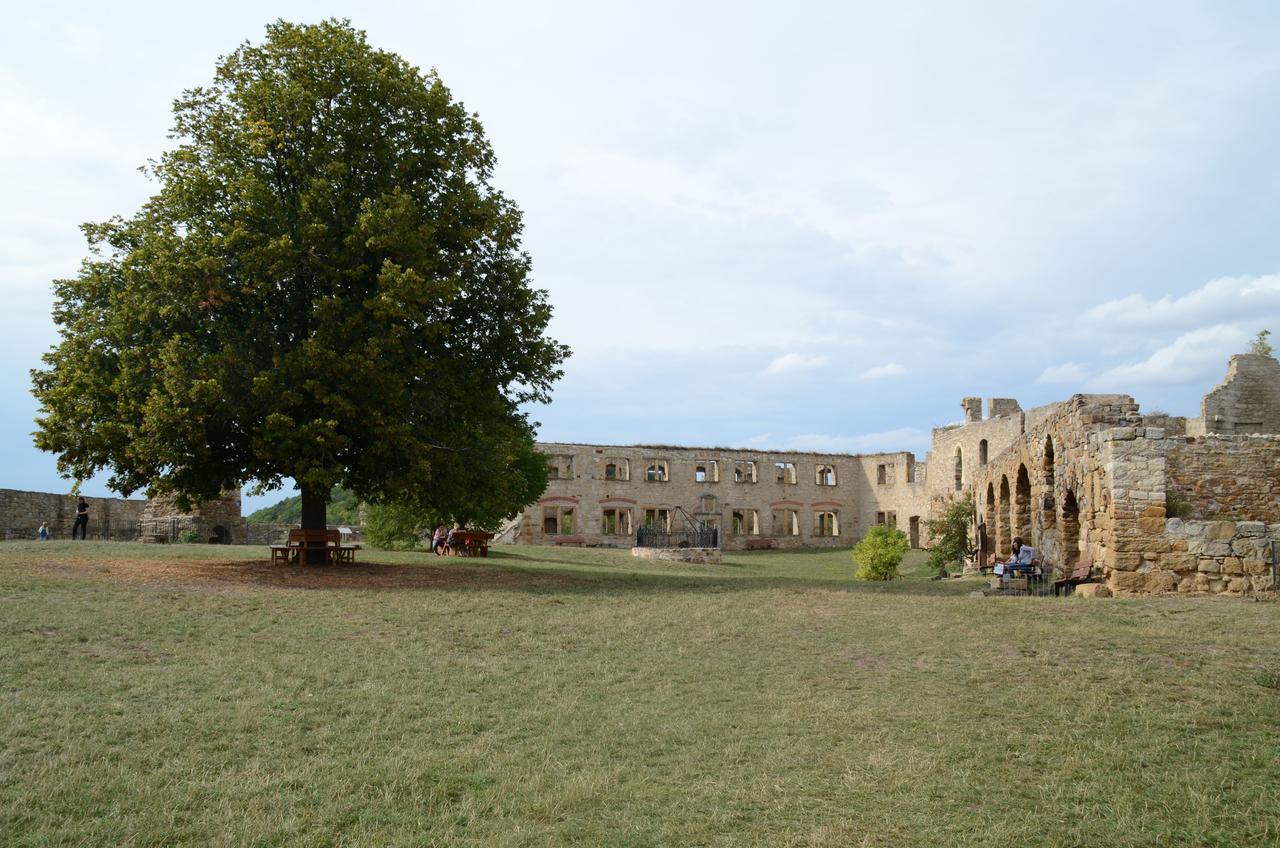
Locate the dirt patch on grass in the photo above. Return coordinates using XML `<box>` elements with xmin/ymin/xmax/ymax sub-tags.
<box><xmin>8</xmin><ymin>554</ymin><xmax>587</xmax><ymax>593</ymax></box>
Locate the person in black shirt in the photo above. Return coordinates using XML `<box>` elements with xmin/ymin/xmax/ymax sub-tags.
<box><xmin>72</xmin><ymin>498</ymin><xmax>89</xmax><ymax>540</ymax></box>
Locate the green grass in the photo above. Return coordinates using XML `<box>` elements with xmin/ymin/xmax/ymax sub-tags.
<box><xmin>2</xmin><ymin>542</ymin><xmax>1278</xmax><ymax>847</ymax></box>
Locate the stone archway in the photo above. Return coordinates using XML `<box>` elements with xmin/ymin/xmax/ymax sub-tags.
<box><xmin>1015</xmin><ymin>465</ymin><xmax>1032</xmax><ymax>543</ymax></box>
<box><xmin>1042</xmin><ymin>437</ymin><xmax>1056</xmax><ymax>527</ymax></box>
<box><xmin>983</xmin><ymin>482</ymin><xmax>996</xmax><ymax>565</ymax></box>
<box><xmin>1060</xmin><ymin>489</ymin><xmax>1081</xmax><ymax>571</ymax></box>
<box><xmin>997</xmin><ymin>476</ymin><xmax>1011</xmax><ymax>558</ymax></box>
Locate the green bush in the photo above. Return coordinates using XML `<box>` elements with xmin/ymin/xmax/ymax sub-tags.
<box><xmin>853</xmin><ymin>525</ymin><xmax>909</xmax><ymax>581</ymax></box>
<box><xmin>364</xmin><ymin>501</ymin><xmax>430</xmax><ymax>550</ymax></box>
<box><xmin>177</xmin><ymin>529</ymin><xmax>202</xmax><ymax>544</ymax></box>
<box><xmin>926</xmin><ymin>495</ymin><xmax>975</xmax><ymax>576</ymax></box>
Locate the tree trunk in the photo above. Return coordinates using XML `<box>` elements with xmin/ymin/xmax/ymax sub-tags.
<box><xmin>300</xmin><ymin>483</ymin><xmax>329</xmax><ymax>565</ymax></box>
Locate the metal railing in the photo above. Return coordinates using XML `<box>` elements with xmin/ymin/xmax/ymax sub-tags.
<box><xmin>635</xmin><ymin>527</ymin><xmax>719</xmax><ymax>549</ymax></box>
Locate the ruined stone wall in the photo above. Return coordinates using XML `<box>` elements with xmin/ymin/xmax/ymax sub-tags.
<box><xmin>516</xmin><ymin>443</ymin><xmax>930</xmax><ymax>550</ymax></box>
<box><xmin>1166</xmin><ymin>435</ymin><xmax>1280</xmax><ymax>522</ymax></box>
<box><xmin>141</xmin><ymin>490</ymin><xmax>248</xmax><ymax>544</ymax></box>
<box><xmin>0</xmin><ymin>488</ymin><xmax>146</xmax><ymax>540</ymax></box>
<box><xmin>1110</xmin><ymin>519</ymin><xmax>1276</xmax><ymax>595</ymax></box>
<box><xmin>969</xmin><ymin>395</ymin><xmax>1145</xmax><ymax>572</ymax></box>
<box><xmin>1200</xmin><ymin>353</ymin><xmax>1280</xmax><ymax>434</ymax></box>
<box><xmin>925</xmin><ymin>398</ymin><xmax>1028</xmax><ymax>528</ymax></box>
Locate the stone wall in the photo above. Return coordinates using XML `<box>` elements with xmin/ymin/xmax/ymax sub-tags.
<box><xmin>1167</xmin><ymin>435</ymin><xmax>1280</xmax><ymax>522</ymax></box>
<box><xmin>516</xmin><ymin>442</ymin><xmax>931</xmax><ymax>550</ymax></box>
<box><xmin>1200</xmin><ymin>353</ymin><xmax>1280</xmax><ymax>434</ymax></box>
<box><xmin>630</xmin><ymin>546</ymin><xmax>722</xmax><ymax>564</ymax></box>
<box><xmin>1110</xmin><ymin>518</ymin><xmax>1277</xmax><ymax>595</ymax></box>
<box><xmin>0</xmin><ymin>488</ymin><xmax>146</xmax><ymax>540</ymax></box>
<box><xmin>140</xmin><ymin>490</ymin><xmax>248</xmax><ymax>544</ymax></box>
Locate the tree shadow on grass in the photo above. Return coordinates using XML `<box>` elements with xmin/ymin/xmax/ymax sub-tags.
<box><xmin>4</xmin><ymin>544</ymin><xmax>978</xmax><ymax>599</ymax></box>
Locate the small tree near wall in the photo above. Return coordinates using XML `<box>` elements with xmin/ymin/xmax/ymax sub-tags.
<box><xmin>1249</xmin><ymin>329</ymin><xmax>1273</xmax><ymax>358</ymax></box>
<box><xmin>925</xmin><ymin>494</ymin><xmax>975</xmax><ymax>577</ymax></box>
<box><xmin>853</xmin><ymin>525</ymin><xmax>909</xmax><ymax>581</ymax></box>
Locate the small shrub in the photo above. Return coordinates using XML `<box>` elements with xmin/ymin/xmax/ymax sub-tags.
<box><xmin>1166</xmin><ymin>490</ymin><xmax>1193</xmax><ymax>520</ymax></box>
<box><xmin>1249</xmin><ymin>329</ymin><xmax>1273</xmax><ymax>358</ymax></box>
<box><xmin>853</xmin><ymin>525</ymin><xmax>909</xmax><ymax>581</ymax></box>
<box><xmin>926</xmin><ymin>494</ymin><xmax>975</xmax><ymax>576</ymax></box>
<box><xmin>177</xmin><ymin>529</ymin><xmax>202</xmax><ymax>544</ymax></box>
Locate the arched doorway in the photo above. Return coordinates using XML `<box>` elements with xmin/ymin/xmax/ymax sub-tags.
<box><xmin>983</xmin><ymin>483</ymin><xmax>997</xmax><ymax>566</ymax></box>
<box><xmin>1042</xmin><ymin>437</ymin><xmax>1056</xmax><ymax>526</ymax></box>
<box><xmin>1015</xmin><ymin>465</ymin><xmax>1032</xmax><ymax>542</ymax></box>
<box><xmin>997</xmin><ymin>476</ymin><xmax>1011</xmax><ymax>558</ymax></box>
<box><xmin>1060</xmin><ymin>489</ymin><xmax>1081</xmax><ymax>571</ymax></box>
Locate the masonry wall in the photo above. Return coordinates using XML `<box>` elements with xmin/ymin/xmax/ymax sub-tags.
<box><xmin>0</xmin><ymin>488</ymin><xmax>146</xmax><ymax>540</ymax></box>
<box><xmin>140</xmin><ymin>490</ymin><xmax>249</xmax><ymax>544</ymax></box>
<box><xmin>925</xmin><ymin>398</ymin><xmax>1028</xmax><ymax>525</ymax></box>
<box><xmin>1166</xmin><ymin>435</ymin><xmax>1280</xmax><ymax>522</ymax></box>
<box><xmin>518</xmin><ymin>443</ymin><xmax>930</xmax><ymax>550</ymax></box>
<box><xmin>1200</xmin><ymin>354</ymin><xmax>1280</xmax><ymax>434</ymax></box>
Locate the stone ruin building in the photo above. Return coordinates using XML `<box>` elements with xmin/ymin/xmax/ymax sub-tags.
<box><xmin>519</xmin><ymin>353</ymin><xmax>1280</xmax><ymax>595</ymax></box>
<box><xmin>513</xmin><ymin>444</ymin><xmax>931</xmax><ymax>551</ymax></box>
<box><xmin>139</xmin><ymin>490</ymin><xmax>248</xmax><ymax>544</ymax></box>
<box><xmin>930</xmin><ymin>353</ymin><xmax>1280</xmax><ymax>595</ymax></box>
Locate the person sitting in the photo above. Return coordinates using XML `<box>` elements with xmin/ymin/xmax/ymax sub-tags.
<box><xmin>994</xmin><ymin>537</ymin><xmax>1025</xmax><ymax>581</ymax></box>
<box><xmin>431</xmin><ymin>524</ymin><xmax>446</xmax><ymax>556</ymax></box>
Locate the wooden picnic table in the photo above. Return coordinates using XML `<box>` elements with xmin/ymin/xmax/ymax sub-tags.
<box><xmin>270</xmin><ymin>528</ymin><xmax>360</xmax><ymax>566</ymax></box>
<box><xmin>445</xmin><ymin>531</ymin><xmax>494</xmax><ymax>557</ymax></box>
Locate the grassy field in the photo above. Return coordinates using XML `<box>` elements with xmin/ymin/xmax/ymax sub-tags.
<box><xmin>2</xmin><ymin>541</ymin><xmax>1278</xmax><ymax>847</ymax></box>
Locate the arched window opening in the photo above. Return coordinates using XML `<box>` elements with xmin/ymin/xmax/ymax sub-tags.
<box><xmin>954</xmin><ymin>447</ymin><xmax>964</xmax><ymax>491</ymax></box>
<box><xmin>979</xmin><ymin>439</ymin><xmax>988</xmax><ymax>466</ymax></box>
<box><xmin>1014</xmin><ymin>464</ymin><xmax>1032</xmax><ymax>541</ymax></box>
<box><xmin>1061</xmin><ymin>489</ymin><xmax>1081</xmax><ymax>571</ymax></box>
<box><xmin>1042</xmin><ymin>437</ymin><xmax>1057</xmax><ymax>526</ymax></box>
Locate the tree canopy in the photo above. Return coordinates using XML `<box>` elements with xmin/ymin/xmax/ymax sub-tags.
<box><xmin>31</xmin><ymin>19</ymin><xmax>567</xmax><ymax>529</ymax></box>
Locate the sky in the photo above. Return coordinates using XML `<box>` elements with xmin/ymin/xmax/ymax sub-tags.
<box><xmin>4</xmin><ymin>1</ymin><xmax>1280</xmax><ymax>515</ymax></box>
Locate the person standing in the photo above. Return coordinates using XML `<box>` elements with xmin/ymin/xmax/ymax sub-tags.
<box><xmin>38</xmin><ymin>522</ymin><xmax>49</xmax><ymax>541</ymax></box>
<box><xmin>72</xmin><ymin>498</ymin><xmax>89</xmax><ymax>540</ymax></box>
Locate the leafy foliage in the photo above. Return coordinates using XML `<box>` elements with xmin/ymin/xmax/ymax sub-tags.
<box><xmin>364</xmin><ymin>501</ymin><xmax>427</xmax><ymax>550</ymax></box>
<box><xmin>926</xmin><ymin>494</ymin><xmax>975</xmax><ymax>575</ymax></box>
<box><xmin>30</xmin><ymin>19</ymin><xmax>567</xmax><ymax>528</ymax></box>
<box><xmin>1249</xmin><ymin>329</ymin><xmax>1273</xmax><ymax>357</ymax></box>
<box><xmin>852</xmin><ymin>525</ymin><xmax>910</xmax><ymax>581</ymax></box>
<box><xmin>247</xmin><ymin>486</ymin><xmax>362</xmax><ymax>525</ymax></box>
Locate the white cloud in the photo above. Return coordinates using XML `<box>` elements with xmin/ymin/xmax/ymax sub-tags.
<box><xmin>1087</xmin><ymin>324</ymin><xmax>1249</xmax><ymax>389</ymax></box>
<box><xmin>764</xmin><ymin>352</ymin><xmax>830</xmax><ymax>375</ymax></box>
<box><xmin>1082</xmin><ymin>275</ymin><xmax>1280</xmax><ymax>335</ymax></box>
<box><xmin>858</xmin><ymin>362</ymin><xmax>907</xmax><ymax>381</ymax></box>
<box><xmin>1035</xmin><ymin>362</ymin><xmax>1087</xmax><ymax>384</ymax></box>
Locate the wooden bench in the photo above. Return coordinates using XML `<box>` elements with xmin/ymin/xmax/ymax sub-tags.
<box><xmin>1053</xmin><ymin>560</ymin><xmax>1094</xmax><ymax>596</ymax></box>
<box><xmin>445</xmin><ymin>531</ymin><xmax>495</xmax><ymax>557</ymax></box>
<box><xmin>270</xmin><ymin>529</ymin><xmax>360</xmax><ymax>566</ymax></box>
<box><xmin>745</xmin><ymin>538</ymin><xmax>777</xmax><ymax>550</ymax></box>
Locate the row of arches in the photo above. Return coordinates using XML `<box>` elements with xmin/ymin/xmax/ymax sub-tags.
<box><xmin>978</xmin><ymin>434</ymin><xmax>1082</xmax><ymax>569</ymax></box>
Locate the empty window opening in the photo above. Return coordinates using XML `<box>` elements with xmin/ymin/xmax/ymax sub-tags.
<box><xmin>645</xmin><ymin>460</ymin><xmax>669</xmax><ymax>482</ymax></box>
<box><xmin>642</xmin><ymin>508</ymin><xmax>671</xmax><ymax>532</ymax></box>
<box><xmin>816</xmin><ymin>464</ymin><xmax>837</xmax><ymax>486</ymax></box>
<box><xmin>699</xmin><ymin>494</ymin><xmax>718</xmax><ymax>513</ymax></box>
<box><xmin>602</xmin><ymin>508</ymin><xmax>632</xmax><ymax>536</ymax></box>
<box><xmin>908</xmin><ymin>516</ymin><xmax>920</xmax><ymax>548</ymax></box>
<box><xmin>776</xmin><ymin>462</ymin><xmax>797</xmax><ymax>484</ymax></box>
<box><xmin>731</xmin><ymin>509</ymin><xmax>760</xmax><ymax>535</ymax></box>
<box><xmin>700</xmin><ymin>515</ymin><xmax>720</xmax><ymax>532</ymax></box>
<box><xmin>954</xmin><ymin>447</ymin><xmax>964</xmax><ymax>491</ymax></box>
<box><xmin>906</xmin><ymin>457</ymin><xmax>916</xmax><ymax>483</ymax></box>
<box><xmin>1042</xmin><ymin>437</ymin><xmax>1056</xmax><ymax>525</ymax></box>
<box><xmin>772</xmin><ymin>508</ymin><xmax>800</xmax><ymax>536</ymax></box>
<box><xmin>542</xmin><ymin>506</ymin><xmax>575</xmax><ymax>535</ymax></box>
<box><xmin>875</xmin><ymin>511</ymin><xmax>897</xmax><ymax>529</ymax></box>
<box><xmin>548</xmin><ymin>454</ymin><xmax>574</xmax><ymax>480</ymax></box>
<box><xmin>979</xmin><ymin>439</ymin><xmax>988</xmax><ymax>466</ymax></box>
<box><xmin>876</xmin><ymin>463</ymin><xmax>895</xmax><ymax>485</ymax></box>
<box><xmin>814</xmin><ymin>511</ymin><xmax>840</xmax><ymax>537</ymax></box>
<box><xmin>604</xmin><ymin>458</ymin><xmax>630</xmax><ymax>481</ymax></box>
<box><xmin>733</xmin><ymin>460</ymin><xmax>757</xmax><ymax>483</ymax></box>
<box><xmin>694</xmin><ymin>460</ymin><xmax>719</xmax><ymax>483</ymax></box>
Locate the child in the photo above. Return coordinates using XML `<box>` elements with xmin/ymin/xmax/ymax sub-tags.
<box><xmin>38</xmin><ymin>522</ymin><xmax>49</xmax><ymax>542</ymax></box>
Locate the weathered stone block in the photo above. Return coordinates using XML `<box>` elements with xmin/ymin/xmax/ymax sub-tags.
<box><xmin>1197</xmin><ymin>559</ymin><xmax>1221</xmax><ymax>574</ymax></box>
<box><xmin>1162</xmin><ymin>552</ymin><xmax>1196</xmax><ymax>572</ymax></box>
<box><xmin>1226</xmin><ymin>577</ymin><xmax>1250</xmax><ymax>593</ymax></box>
<box><xmin>1148</xmin><ymin>571</ymin><xmax>1179</xmax><ymax>593</ymax></box>
<box><xmin>1222</xmin><ymin>556</ymin><xmax>1244</xmax><ymax>576</ymax></box>
<box><xmin>1075</xmin><ymin>583</ymin><xmax>1112</xmax><ymax>599</ymax></box>
<box><xmin>1207</xmin><ymin>521</ymin><xmax>1236</xmax><ymax>540</ymax></box>
<box><xmin>1109</xmin><ymin>571</ymin><xmax>1147</xmax><ymax>592</ymax></box>
<box><xmin>1237</xmin><ymin>521</ymin><xmax>1266</xmax><ymax>537</ymax></box>
<box><xmin>1111</xmin><ymin>552</ymin><xmax>1142</xmax><ymax>571</ymax></box>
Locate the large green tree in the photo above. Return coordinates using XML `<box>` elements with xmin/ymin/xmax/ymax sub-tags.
<box><xmin>31</xmin><ymin>19</ymin><xmax>567</xmax><ymax>533</ymax></box>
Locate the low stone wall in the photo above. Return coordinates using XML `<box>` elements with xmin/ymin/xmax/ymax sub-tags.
<box><xmin>1167</xmin><ymin>435</ymin><xmax>1280</xmax><ymax>522</ymax></box>
<box><xmin>0</xmin><ymin>488</ymin><xmax>145</xmax><ymax>540</ymax></box>
<box><xmin>631</xmin><ymin>546</ymin><xmax>722</xmax><ymax>564</ymax></box>
<box><xmin>1108</xmin><ymin>518</ymin><xmax>1277</xmax><ymax>595</ymax></box>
